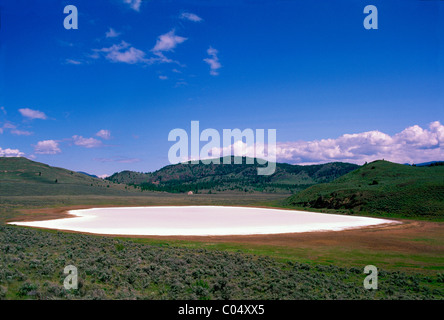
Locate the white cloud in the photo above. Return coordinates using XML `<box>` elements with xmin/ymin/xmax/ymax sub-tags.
<box><xmin>65</xmin><ymin>59</ymin><xmax>82</xmax><ymax>65</ymax></box>
<box><xmin>211</xmin><ymin>140</ymin><xmax>254</xmax><ymax>159</ymax></box>
<box><xmin>148</xmin><ymin>30</ymin><xmax>187</xmax><ymax>66</ymax></box>
<box><xmin>92</xmin><ymin>31</ymin><xmax>186</xmax><ymax>66</ymax></box>
<box><xmin>123</xmin><ymin>0</ymin><xmax>142</xmax><ymax>11</ymax></box>
<box><xmin>72</xmin><ymin>135</ymin><xmax>103</xmax><ymax>148</ymax></box>
<box><xmin>106</xmin><ymin>28</ymin><xmax>121</xmax><ymax>38</ymax></box>
<box><xmin>19</xmin><ymin>108</ymin><xmax>47</xmax><ymax>120</ymax></box>
<box><xmin>180</xmin><ymin>12</ymin><xmax>203</xmax><ymax>22</ymax></box>
<box><xmin>98</xmin><ymin>174</ymin><xmax>110</xmax><ymax>179</ymax></box>
<box><xmin>3</xmin><ymin>123</ymin><xmax>16</xmax><ymax>129</ymax></box>
<box><xmin>0</xmin><ymin>106</ymin><xmax>6</xmax><ymax>115</ymax></box>
<box><xmin>0</xmin><ymin>147</ymin><xmax>25</xmax><ymax>157</ymax></box>
<box><xmin>34</xmin><ymin>140</ymin><xmax>61</xmax><ymax>155</ymax></box>
<box><xmin>152</xmin><ymin>30</ymin><xmax>187</xmax><ymax>53</ymax></box>
<box><xmin>394</xmin><ymin>124</ymin><xmax>438</xmax><ymax>148</ymax></box>
<box><xmin>274</xmin><ymin>121</ymin><xmax>444</xmax><ymax>165</ymax></box>
<box><xmin>184</xmin><ymin>139</ymin><xmax>268</xmax><ymax>163</ymax></box>
<box><xmin>151</xmin><ymin>51</ymin><xmax>174</xmax><ymax>64</ymax></box>
<box><xmin>89</xmin><ymin>52</ymin><xmax>100</xmax><ymax>60</ymax></box>
<box><xmin>1</xmin><ymin>122</ymin><xmax>32</xmax><ymax>136</ymax></box>
<box><xmin>11</xmin><ymin>129</ymin><xmax>33</xmax><ymax>136</ymax></box>
<box><xmin>94</xmin><ymin>41</ymin><xmax>149</xmax><ymax>64</ymax></box>
<box><xmin>204</xmin><ymin>47</ymin><xmax>221</xmax><ymax>76</ymax></box>
<box><xmin>96</xmin><ymin>129</ymin><xmax>111</xmax><ymax>140</ymax></box>
<box><xmin>117</xmin><ymin>158</ymin><xmax>140</xmax><ymax>163</ymax></box>
<box><xmin>158</xmin><ymin>75</ymin><xmax>168</xmax><ymax>80</ymax></box>
<box><xmin>94</xmin><ymin>157</ymin><xmax>140</xmax><ymax>164</ymax></box>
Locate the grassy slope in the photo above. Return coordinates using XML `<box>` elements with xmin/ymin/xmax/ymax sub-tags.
<box><xmin>287</xmin><ymin>160</ymin><xmax>444</xmax><ymax>219</ymax></box>
<box><xmin>0</xmin><ymin>157</ymin><xmax>133</xmax><ymax>196</ymax></box>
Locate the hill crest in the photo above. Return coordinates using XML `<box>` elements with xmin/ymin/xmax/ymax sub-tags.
<box><xmin>106</xmin><ymin>156</ymin><xmax>360</xmax><ymax>194</ymax></box>
<box><xmin>287</xmin><ymin>160</ymin><xmax>444</xmax><ymax>217</ymax></box>
<box><xmin>0</xmin><ymin>157</ymin><xmax>128</xmax><ymax>196</ymax></box>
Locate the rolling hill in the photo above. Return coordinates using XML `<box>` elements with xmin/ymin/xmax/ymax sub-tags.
<box><xmin>0</xmin><ymin>157</ymin><xmax>130</xmax><ymax>196</ymax></box>
<box><xmin>2</xmin><ymin>157</ymin><xmax>443</xmax><ymax>218</ymax></box>
<box><xmin>77</xmin><ymin>171</ymin><xmax>99</xmax><ymax>178</ymax></box>
<box><xmin>286</xmin><ymin>160</ymin><xmax>444</xmax><ymax>218</ymax></box>
<box><xmin>106</xmin><ymin>157</ymin><xmax>360</xmax><ymax>194</ymax></box>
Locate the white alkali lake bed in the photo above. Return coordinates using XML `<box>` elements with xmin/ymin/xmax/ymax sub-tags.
<box><xmin>8</xmin><ymin>206</ymin><xmax>398</xmax><ymax>236</ymax></box>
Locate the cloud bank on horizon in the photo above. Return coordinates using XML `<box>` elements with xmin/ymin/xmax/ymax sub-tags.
<box><xmin>202</xmin><ymin>121</ymin><xmax>444</xmax><ymax>166</ymax></box>
<box><xmin>3</xmin><ymin>120</ymin><xmax>442</xmax><ymax>167</ymax></box>
<box><xmin>274</xmin><ymin>121</ymin><xmax>444</xmax><ymax>165</ymax></box>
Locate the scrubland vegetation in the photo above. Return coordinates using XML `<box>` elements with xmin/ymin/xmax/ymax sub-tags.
<box><xmin>0</xmin><ymin>225</ymin><xmax>442</xmax><ymax>300</ymax></box>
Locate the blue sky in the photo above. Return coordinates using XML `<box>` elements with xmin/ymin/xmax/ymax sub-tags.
<box><xmin>0</xmin><ymin>0</ymin><xmax>443</xmax><ymax>176</ymax></box>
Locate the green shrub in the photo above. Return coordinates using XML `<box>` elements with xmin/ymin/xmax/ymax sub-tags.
<box><xmin>17</xmin><ymin>282</ymin><xmax>38</xmax><ymax>297</ymax></box>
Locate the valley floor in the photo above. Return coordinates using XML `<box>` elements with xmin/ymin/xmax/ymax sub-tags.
<box><xmin>0</xmin><ymin>192</ymin><xmax>443</xmax><ymax>299</ymax></box>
